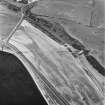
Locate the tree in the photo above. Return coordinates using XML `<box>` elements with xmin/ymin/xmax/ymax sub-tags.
<box><xmin>13</xmin><ymin>0</ymin><xmax>28</xmax><ymax>4</ymax></box>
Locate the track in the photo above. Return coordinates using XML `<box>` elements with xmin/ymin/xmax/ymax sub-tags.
<box><xmin>4</xmin><ymin>43</ymin><xmax>71</xmax><ymax>105</ymax></box>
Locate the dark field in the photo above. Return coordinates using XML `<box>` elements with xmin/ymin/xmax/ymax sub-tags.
<box><xmin>0</xmin><ymin>51</ymin><xmax>47</xmax><ymax>105</ymax></box>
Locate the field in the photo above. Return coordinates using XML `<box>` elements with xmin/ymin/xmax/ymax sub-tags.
<box><xmin>0</xmin><ymin>0</ymin><xmax>105</xmax><ymax>105</ymax></box>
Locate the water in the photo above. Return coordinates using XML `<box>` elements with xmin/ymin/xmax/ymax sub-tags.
<box><xmin>0</xmin><ymin>51</ymin><xmax>47</xmax><ymax>105</ymax></box>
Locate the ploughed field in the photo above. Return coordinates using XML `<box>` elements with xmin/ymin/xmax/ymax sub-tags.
<box><xmin>0</xmin><ymin>0</ymin><xmax>105</xmax><ymax>105</ymax></box>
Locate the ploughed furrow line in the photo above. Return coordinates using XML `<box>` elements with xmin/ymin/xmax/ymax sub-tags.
<box><xmin>8</xmin><ymin>43</ymin><xmax>71</xmax><ymax>105</ymax></box>
<box><xmin>24</xmin><ymin>13</ymin><xmax>64</xmax><ymax>45</ymax></box>
<box><xmin>1</xmin><ymin>0</ymin><xmax>87</xmax><ymax>51</ymax></box>
<box><xmin>1</xmin><ymin>1</ymin><xmax>105</xmax><ymax>76</ymax></box>
<box><xmin>24</xmin><ymin>11</ymin><xmax>86</xmax><ymax>51</ymax></box>
<box><xmin>24</xmin><ymin>11</ymin><xmax>105</xmax><ymax>77</ymax></box>
<box><xmin>0</xmin><ymin>0</ymin><xmax>87</xmax><ymax>52</ymax></box>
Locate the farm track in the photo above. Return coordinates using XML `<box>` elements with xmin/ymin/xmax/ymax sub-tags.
<box><xmin>6</xmin><ymin>43</ymin><xmax>71</xmax><ymax>105</ymax></box>
<box><xmin>0</xmin><ymin>1</ymin><xmax>105</xmax><ymax>104</ymax></box>
<box><xmin>0</xmin><ymin>0</ymin><xmax>105</xmax><ymax>77</ymax></box>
